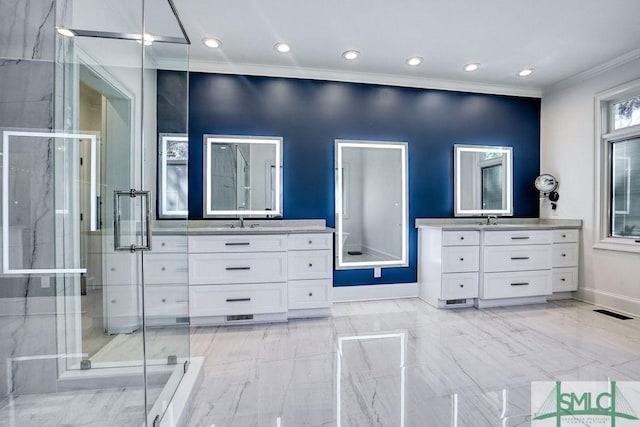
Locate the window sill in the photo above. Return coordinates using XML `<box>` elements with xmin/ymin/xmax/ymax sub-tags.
<box><xmin>593</xmin><ymin>238</ymin><xmax>640</xmax><ymax>254</ymax></box>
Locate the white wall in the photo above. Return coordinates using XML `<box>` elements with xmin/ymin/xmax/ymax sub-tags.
<box><xmin>541</xmin><ymin>57</ymin><xmax>640</xmax><ymax>315</ymax></box>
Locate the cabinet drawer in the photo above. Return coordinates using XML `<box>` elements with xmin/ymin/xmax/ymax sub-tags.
<box><xmin>552</xmin><ymin>243</ymin><xmax>579</xmax><ymax>268</ymax></box>
<box><xmin>442</xmin><ymin>246</ymin><xmax>479</xmax><ymax>273</ymax></box>
<box><xmin>189</xmin><ymin>283</ymin><xmax>287</xmax><ymax>316</ymax></box>
<box><xmin>482</xmin><ymin>270</ymin><xmax>552</xmax><ymax>299</ymax></box>
<box><xmin>188</xmin><ymin>234</ymin><xmax>286</xmax><ymax>253</ymax></box>
<box><xmin>552</xmin><ymin>229</ymin><xmax>579</xmax><ymax>243</ymax></box>
<box><xmin>552</xmin><ymin>267</ymin><xmax>578</xmax><ymax>292</ymax></box>
<box><xmin>288</xmin><ymin>233</ymin><xmax>333</xmax><ymax>251</ymax></box>
<box><xmin>153</xmin><ymin>235</ymin><xmax>188</xmax><ymax>253</ymax></box>
<box><xmin>442</xmin><ymin>230</ymin><xmax>480</xmax><ymax>246</ymax></box>
<box><xmin>441</xmin><ymin>272</ymin><xmax>478</xmax><ymax>300</ymax></box>
<box><xmin>189</xmin><ymin>252</ymin><xmax>286</xmax><ymax>285</ymax></box>
<box><xmin>483</xmin><ymin>245</ymin><xmax>551</xmax><ymax>272</ymax></box>
<box><xmin>144</xmin><ymin>285</ymin><xmax>188</xmax><ymax>318</ymax></box>
<box><xmin>288</xmin><ymin>279</ymin><xmax>331</xmax><ymax>309</ymax></box>
<box><xmin>288</xmin><ymin>250</ymin><xmax>332</xmax><ymax>280</ymax></box>
<box><xmin>484</xmin><ymin>230</ymin><xmax>552</xmax><ymax>246</ymax></box>
<box><xmin>143</xmin><ymin>253</ymin><xmax>188</xmax><ymax>284</ymax></box>
<box><xmin>104</xmin><ymin>253</ymin><xmax>139</xmax><ymax>285</ymax></box>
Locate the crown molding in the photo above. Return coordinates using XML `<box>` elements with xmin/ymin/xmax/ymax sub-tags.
<box><xmin>543</xmin><ymin>47</ymin><xmax>640</xmax><ymax>96</ymax></box>
<box><xmin>156</xmin><ymin>58</ymin><xmax>542</xmax><ymax>98</ymax></box>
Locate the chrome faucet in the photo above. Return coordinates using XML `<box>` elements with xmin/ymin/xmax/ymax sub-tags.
<box><xmin>239</xmin><ymin>217</ymin><xmax>245</xmax><ymax>228</ymax></box>
<box><xmin>486</xmin><ymin>215</ymin><xmax>498</xmax><ymax>225</ymax></box>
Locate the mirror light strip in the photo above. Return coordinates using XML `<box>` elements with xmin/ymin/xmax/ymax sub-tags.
<box><xmin>205</xmin><ymin>135</ymin><xmax>282</xmax><ymax>217</ymax></box>
<box><xmin>3</xmin><ymin>131</ymin><xmax>96</xmax><ymax>274</ymax></box>
<box><xmin>335</xmin><ymin>140</ymin><xmax>408</xmax><ymax>269</ymax></box>
<box><xmin>454</xmin><ymin>145</ymin><xmax>513</xmax><ymax>216</ymax></box>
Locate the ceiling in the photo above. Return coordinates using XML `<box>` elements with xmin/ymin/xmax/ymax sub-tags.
<box><xmin>173</xmin><ymin>0</ymin><xmax>640</xmax><ymax>96</ymax></box>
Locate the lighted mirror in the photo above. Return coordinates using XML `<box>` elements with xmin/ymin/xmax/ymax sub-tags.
<box><xmin>204</xmin><ymin>135</ymin><xmax>282</xmax><ymax>217</ymax></box>
<box><xmin>454</xmin><ymin>144</ymin><xmax>513</xmax><ymax>216</ymax></box>
<box><xmin>335</xmin><ymin>139</ymin><xmax>408</xmax><ymax>269</ymax></box>
<box><xmin>158</xmin><ymin>133</ymin><xmax>188</xmax><ymax>218</ymax></box>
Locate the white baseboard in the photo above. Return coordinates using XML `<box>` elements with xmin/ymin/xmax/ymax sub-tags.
<box><xmin>333</xmin><ymin>283</ymin><xmax>418</xmax><ymax>302</ymax></box>
<box><xmin>575</xmin><ymin>287</ymin><xmax>640</xmax><ymax>317</ymax></box>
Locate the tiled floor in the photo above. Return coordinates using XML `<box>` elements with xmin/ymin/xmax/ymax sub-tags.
<box><xmin>186</xmin><ymin>298</ymin><xmax>640</xmax><ymax>426</ymax></box>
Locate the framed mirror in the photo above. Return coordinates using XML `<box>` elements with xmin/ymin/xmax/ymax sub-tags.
<box><xmin>204</xmin><ymin>135</ymin><xmax>283</xmax><ymax>217</ymax></box>
<box><xmin>158</xmin><ymin>133</ymin><xmax>188</xmax><ymax>218</ymax></box>
<box><xmin>454</xmin><ymin>144</ymin><xmax>513</xmax><ymax>216</ymax></box>
<box><xmin>335</xmin><ymin>139</ymin><xmax>408</xmax><ymax>269</ymax></box>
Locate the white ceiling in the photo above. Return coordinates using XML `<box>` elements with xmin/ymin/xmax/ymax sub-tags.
<box><xmin>173</xmin><ymin>0</ymin><xmax>640</xmax><ymax>96</ymax></box>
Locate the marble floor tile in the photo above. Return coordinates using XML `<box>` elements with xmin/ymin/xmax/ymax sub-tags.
<box><xmin>186</xmin><ymin>299</ymin><xmax>640</xmax><ymax>427</ymax></box>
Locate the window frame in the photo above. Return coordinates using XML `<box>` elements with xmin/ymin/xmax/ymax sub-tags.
<box><xmin>594</xmin><ymin>78</ymin><xmax>640</xmax><ymax>253</ymax></box>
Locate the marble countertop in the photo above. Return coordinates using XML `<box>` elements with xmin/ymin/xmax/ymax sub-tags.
<box><xmin>415</xmin><ymin>218</ymin><xmax>582</xmax><ymax>230</ymax></box>
<box><xmin>152</xmin><ymin>219</ymin><xmax>334</xmax><ymax>235</ymax></box>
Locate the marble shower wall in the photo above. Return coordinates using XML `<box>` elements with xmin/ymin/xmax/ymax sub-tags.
<box><xmin>0</xmin><ymin>0</ymin><xmax>59</xmax><ymax>398</ymax></box>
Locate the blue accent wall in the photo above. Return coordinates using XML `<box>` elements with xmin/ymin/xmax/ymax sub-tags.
<box><xmin>158</xmin><ymin>71</ymin><xmax>541</xmax><ymax>287</ymax></box>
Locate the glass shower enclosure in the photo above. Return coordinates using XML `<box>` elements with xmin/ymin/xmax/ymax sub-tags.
<box><xmin>0</xmin><ymin>1</ymin><xmax>190</xmax><ymax>426</ymax></box>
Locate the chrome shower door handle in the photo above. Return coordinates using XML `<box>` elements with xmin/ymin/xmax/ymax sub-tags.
<box><xmin>114</xmin><ymin>189</ymin><xmax>152</xmax><ymax>252</ymax></box>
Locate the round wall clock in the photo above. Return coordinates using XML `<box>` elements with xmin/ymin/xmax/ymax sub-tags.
<box><xmin>534</xmin><ymin>174</ymin><xmax>558</xmax><ymax>193</ymax></box>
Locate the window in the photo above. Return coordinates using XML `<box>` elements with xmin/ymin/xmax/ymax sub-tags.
<box><xmin>595</xmin><ymin>79</ymin><xmax>640</xmax><ymax>252</ymax></box>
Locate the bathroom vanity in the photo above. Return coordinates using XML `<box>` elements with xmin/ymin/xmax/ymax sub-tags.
<box><xmin>416</xmin><ymin>218</ymin><xmax>581</xmax><ymax>308</ymax></box>
<box><xmin>144</xmin><ymin>220</ymin><xmax>334</xmax><ymax>326</ymax></box>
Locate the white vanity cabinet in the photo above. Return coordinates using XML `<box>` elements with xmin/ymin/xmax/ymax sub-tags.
<box><xmin>418</xmin><ymin>228</ymin><xmax>480</xmax><ymax>308</ymax></box>
<box><xmin>187</xmin><ymin>231</ymin><xmax>334</xmax><ymax>325</ymax></box>
<box><xmin>287</xmin><ymin>233</ymin><xmax>333</xmax><ymax>317</ymax></box>
<box><xmin>551</xmin><ymin>229</ymin><xmax>579</xmax><ymax>292</ymax></box>
<box><xmin>142</xmin><ymin>235</ymin><xmax>189</xmax><ymax>325</ymax></box>
<box><xmin>479</xmin><ymin>229</ymin><xmax>552</xmax><ymax>306</ymax></box>
<box><xmin>417</xmin><ymin>220</ymin><xmax>582</xmax><ymax>309</ymax></box>
<box><xmin>188</xmin><ymin>234</ymin><xmax>289</xmax><ymax>325</ymax></box>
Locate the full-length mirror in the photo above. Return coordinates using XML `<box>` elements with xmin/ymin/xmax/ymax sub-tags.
<box><xmin>454</xmin><ymin>144</ymin><xmax>513</xmax><ymax>216</ymax></box>
<box><xmin>204</xmin><ymin>135</ymin><xmax>283</xmax><ymax>217</ymax></box>
<box><xmin>335</xmin><ymin>139</ymin><xmax>408</xmax><ymax>269</ymax></box>
<box><xmin>158</xmin><ymin>133</ymin><xmax>188</xmax><ymax>218</ymax></box>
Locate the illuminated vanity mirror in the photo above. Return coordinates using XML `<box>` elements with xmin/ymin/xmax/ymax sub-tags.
<box><xmin>335</xmin><ymin>139</ymin><xmax>408</xmax><ymax>269</ymax></box>
<box><xmin>204</xmin><ymin>135</ymin><xmax>282</xmax><ymax>217</ymax></box>
<box><xmin>454</xmin><ymin>144</ymin><xmax>513</xmax><ymax>216</ymax></box>
<box><xmin>158</xmin><ymin>133</ymin><xmax>188</xmax><ymax>218</ymax></box>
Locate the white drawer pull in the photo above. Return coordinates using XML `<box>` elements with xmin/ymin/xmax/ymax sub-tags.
<box><xmin>510</xmin><ymin>256</ymin><xmax>530</xmax><ymax>260</ymax></box>
<box><xmin>511</xmin><ymin>236</ymin><xmax>530</xmax><ymax>240</ymax></box>
<box><xmin>226</xmin><ymin>266</ymin><xmax>251</xmax><ymax>271</ymax></box>
<box><xmin>225</xmin><ymin>242</ymin><xmax>250</xmax><ymax>246</ymax></box>
<box><xmin>510</xmin><ymin>282</ymin><xmax>530</xmax><ymax>286</ymax></box>
<box><xmin>226</xmin><ymin>297</ymin><xmax>250</xmax><ymax>302</ymax></box>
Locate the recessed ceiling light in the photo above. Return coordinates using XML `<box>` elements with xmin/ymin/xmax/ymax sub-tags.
<box><xmin>56</xmin><ymin>28</ymin><xmax>75</xmax><ymax>37</ymax></box>
<box><xmin>518</xmin><ymin>68</ymin><xmax>534</xmax><ymax>77</ymax></box>
<box><xmin>274</xmin><ymin>42</ymin><xmax>291</xmax><ymax>53</ymax></box>
<box><xmin>134</xmin><ymin>33</ymin><xmax>155</xmax><ymax>46</ymax></box>
<box><xmin>342</xmin><ymin>50</ymin><xmax>360</xmax><ymax>60</ymax></box>
<box><xmin>463</xmin><ymin>63</ymin><xmax>480</xmax><ymax>72</ymax></box>
<box><xmin>406</xmin><ymin>56</ymin><xmax>423</xmax><ymax>66</ymax></box>
<box><xmin>202</xmin><ymin>37</ymin><xmax>221</xmax><ymax>49</ymax></box>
